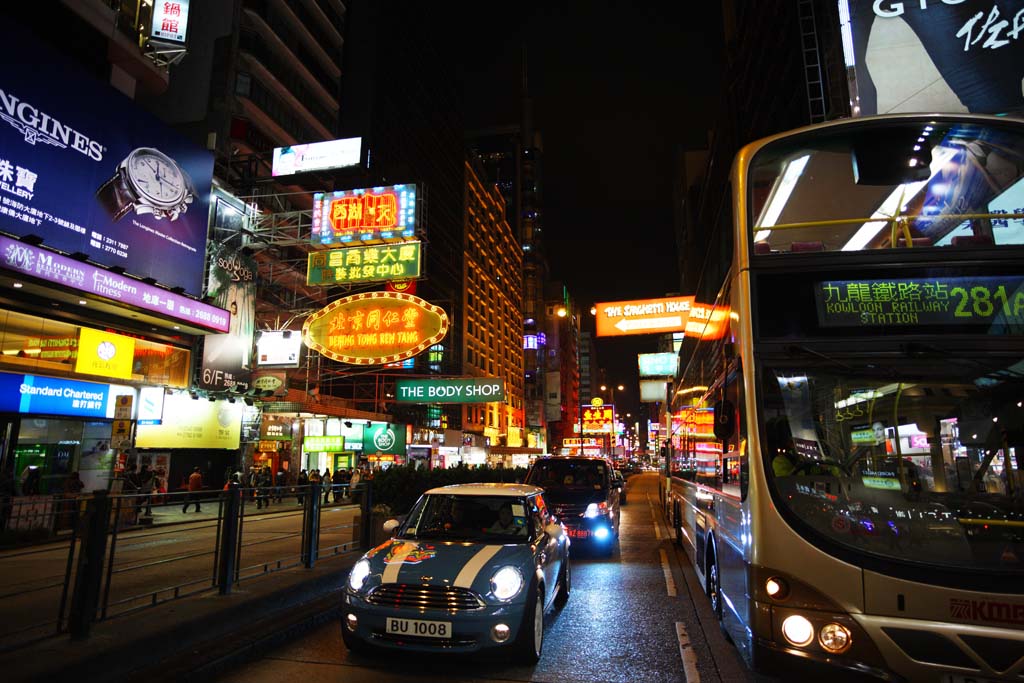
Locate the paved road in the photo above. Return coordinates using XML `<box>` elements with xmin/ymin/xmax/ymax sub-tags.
<box><xmin>215</xmin><ymin>474</ymin><xmax>768</xmax><ymax>683</ymax></box>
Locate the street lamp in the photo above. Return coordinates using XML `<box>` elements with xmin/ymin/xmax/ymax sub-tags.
<box><xmin>599</xmin><ymin>383</ymin><xmax>625</xmax><ymax>457</ymax></box>
<box><xmin>557</xmin><ymin>306</ymin><xmax>584</xmax><ymax>455</ymax></box>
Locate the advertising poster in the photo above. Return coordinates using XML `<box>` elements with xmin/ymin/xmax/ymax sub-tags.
<box><xmin>135</xmin><ymin>393</ymin><xmax>242</xmax><ymax>449</ymax></box>
<box><xmin>199</xmin><ymin>195</ymin><xmax>256</xmax><ymax>391</ymax></box>
<box><xmin>0</xmin><ymin>21</ymin><xmax>214</xmax><ymax>295</ymax></box>
<box><xmin>845</xmin><ymin>1</ymin><xmax>1024</xmax><ymax>116</ymax></box>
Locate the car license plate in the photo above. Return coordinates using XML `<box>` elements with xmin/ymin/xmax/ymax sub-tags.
<box><xmin>567</xmin><ymin>528</ymin><xmax>591</xmax><ymax>539</ymax></box>
<box><xmin>941</xmin><ymin>676</ymin><xmax>997</xmax><ymax>683</ymax></box>
<box><xmin>385</xmin><ymin>617</ymin><xmax>451</xmax><ymax>639</ymax></box>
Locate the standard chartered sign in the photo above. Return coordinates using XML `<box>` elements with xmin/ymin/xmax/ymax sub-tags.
<box><xmin>395</xmin><ymin>378</ymin><xmax>505</xmax><ymax>404</ymax></box>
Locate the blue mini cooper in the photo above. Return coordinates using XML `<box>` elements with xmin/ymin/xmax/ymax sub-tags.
<box><xmin>341</xmin><ymin>483</ymin><xmax>570</xmax><ymax>662</ymax></box>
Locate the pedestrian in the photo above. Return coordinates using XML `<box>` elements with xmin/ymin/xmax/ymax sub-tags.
<box><xmin>59</xmin><ymin>470</ymin><xmax>85</xmax><ymax>529</ymax></box>
<box><xmin>138</xmin><ymin>464</ymin><xmax>155</xmax><ymax>516</ymax></box>
<box><xmin>275</xmin><ymin>467</ymin><xmax>286</xmax><ymax>503</ymax></box>
<box><xmin>182</xmin><ymin>467</ymin><xmax>203</xmax><ymax>513</ymax></box>
<box><xmin>331</xmin><ymin>468</ymin><xmax>346</xmax><ymax>504</ymax></box>
<box><xmin>256</xmin><ymin>466</ymin><xmax>272</xmax><ymax>509</ymax></box>
<box><xmin>308</xmin><ymin>468</ymin><xmax>321</xmax><ymax>506</ymax></box>
<box><xmin>296</xmin><ymin>469</ymin><xmax>308</xmax><ymax>505</ymax></box>
<box><xmin>349</xmin><ymin>467</ymin><xmax>362</xmax><ymax>505</ymax></box>
<box><xmin>322</xmin><ymin>468</ymin><xmax>332</xmax><ymax>504</ymax></box>
<box><xmin>247</xmin><ymin>466</ymin><xmax>259</xmax><ymax>501</ymax></box>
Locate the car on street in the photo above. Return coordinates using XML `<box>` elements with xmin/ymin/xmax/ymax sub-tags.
<box><xmin>523</xmin><ymin>455</ymin><xmax>620</xmax><ymax>555</ymax></box>
<box><xmin>341</xmin><ymin>483</ymin><xmax>570</xmax><ymax>663</ymax></box>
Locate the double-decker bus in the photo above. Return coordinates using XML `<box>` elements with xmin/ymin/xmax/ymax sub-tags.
<box><xmin>664</xmin><ymin>113</ymin><xmax>1024</xmax><ymax>681</ymax></box>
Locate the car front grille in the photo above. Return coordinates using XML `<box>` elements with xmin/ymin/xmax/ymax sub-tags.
<box><xmin>366</xmin><ymin>584</ymin><xmax>484</xmax><ymax>611</ymax></box>
<box><xmin>552</xmin><ymin>503</ymin><xmax>588</xmax><ymax>519</ymax></box>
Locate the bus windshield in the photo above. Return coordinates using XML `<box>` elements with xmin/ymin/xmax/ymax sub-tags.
<box><xmin>760</xmin><ymin>356</ymin><xmax>1024</xmax><ymax>573</ymax></box>
<box><xmin>748</xmin><ymin>118</ymin><xmax>1024</xmax><ymax>253</ymax></box>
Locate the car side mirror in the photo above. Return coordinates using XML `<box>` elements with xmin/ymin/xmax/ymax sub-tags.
<box><xmin>382</xmin><ymin>518</ymin><xmax>401</xmax><ymax>535</ymax></box>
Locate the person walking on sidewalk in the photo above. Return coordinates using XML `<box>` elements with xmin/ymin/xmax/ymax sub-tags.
<box><xmin>296</xmin><ymin>469</ymin><xmax>308</xmax><ymax>505</ymax></box>
<box><xmin>138</xmin><ymin>464</ymin><xmax>155</xmax><ymax>516</ymax></box>
<box><xmin>256</xmin><ymin>466</ymin><xmax>272</xmax><ymax>509</ymax></box>
<box><xmin>322</xmin><ymin>468</ymin><xmax>332</xmax><ymax>505</ymax></box>
<box><xmin>182</xmin><ymin>467</ymin><xmax>203</xmax><ymax>513</ymax></box>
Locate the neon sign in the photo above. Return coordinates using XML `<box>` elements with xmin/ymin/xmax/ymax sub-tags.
<box><xmin>312</xmin><ymin>184</ymin><xmax>418</xmax><ymax>246</ymax></box>
<box><xmin>306</xmin><ymin>240</ymin><xmax>421</xmax><ymax>285</ymax></box>
<box><xmin>582</xmin><ymin>405</ymin><xmax>615</xmax><ymax>433</ymax></box>
<box><xmin>302</xmin><ymin>291</ymin><xmax>449</xmax><ymax>365</ymax></box>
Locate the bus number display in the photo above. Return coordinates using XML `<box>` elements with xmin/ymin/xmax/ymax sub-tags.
<box><xmin>814</xmin><ymin>276</ymin><xmax>1024</xmax><ymax>329</ymax></box>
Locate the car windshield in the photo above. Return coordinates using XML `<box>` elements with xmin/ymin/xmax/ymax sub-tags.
<box><xmin>761</xmin><ymin>356</ymin><xmax>1024</xmax><ymax>574</ymax></box>
<box><xmin>525</xmin><ymin>459</ymin><xmax>608</xmax><ymax>491</ymax></box>
<box><xmin>399</xmin><ymin>494</ymin><xmax>531</xmax><ymax>543</ymax></box>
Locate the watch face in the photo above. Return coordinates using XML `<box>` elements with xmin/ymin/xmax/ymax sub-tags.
<box><xmin>126</xmin><ymin>148</ymin><xmax>188</xmax><ymax>207</ymax></box>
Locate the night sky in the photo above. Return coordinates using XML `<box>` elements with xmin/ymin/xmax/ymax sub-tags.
<box><xmin>453</xmin><ymin>3</ymin><xmax>725</xmax><ymax>417</ymax></box>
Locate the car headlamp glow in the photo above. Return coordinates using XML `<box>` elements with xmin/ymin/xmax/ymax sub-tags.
<box><xmin>781</xmin><ymin>614</ymin><xmax>814</xmax><ymax>647</ymax></box>
<box><xmin>489</xmin><ymin>566</ymin><xmax>524</xmax><ymax>601</ymax></box>
<box><xmin>594</xmin><ymin>526</ymin><xmax>610</xmax><ymax>540</ymax></box>
<box><xmin>348</xmin><ymin>559</ymin><xmax>371</xmax><ymax>592</ymax></box>
<box><xmin>584</xmin><ymin>502</ymin><xmax>608</xmax><ymax>518</ymax></box>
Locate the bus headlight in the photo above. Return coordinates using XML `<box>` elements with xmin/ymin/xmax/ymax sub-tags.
<box><xmin>781</xmin><ymin>614</ymin><xmax>815</xmax><ymax>647</ymax></box>
<box><xmin>818</xmin><ymin>622</ymin><xmax>852</xmax><ymax>653</ymax></box>
<box><xmin>765</xmin><ymin>576</ymin><xmax>789</xmax><ymax>600</ymax></box>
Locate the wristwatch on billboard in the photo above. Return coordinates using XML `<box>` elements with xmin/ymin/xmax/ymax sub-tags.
<box><xmin>96</xmin><ymin>147</ymin><xmax>195</xmax><ymax>222</ymax></box>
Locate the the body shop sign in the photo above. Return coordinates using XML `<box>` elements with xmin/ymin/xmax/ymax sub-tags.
<box><xmin>362</xmin><ymin>422</ymin><xmax>406</xmax><ymax>456</ymax></box>
<box><xmin>395</xmin><ymin>378</ymin><xmax>505</xmax><ymax>403</ymax></box>
<box><xmin>302</xmin><ymin>291</ymin><xmax>449</xmax><ymax>365</ymax></box>
<box><xmin>0</xmin><ymin>22</ymin><xmax>214</xmax><ymax>295</ymax></box>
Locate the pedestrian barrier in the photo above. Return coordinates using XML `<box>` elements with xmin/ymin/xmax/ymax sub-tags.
<box><xmin>0</xmin><ymin>482</ymin><xmax>369</xmax><ymax>652</ymax></box>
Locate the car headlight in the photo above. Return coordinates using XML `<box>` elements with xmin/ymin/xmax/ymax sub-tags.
<box><xmin>348</xmin><ymin>559</ymin><xmax>371</xmax><ymax>592</ymax></box>
<box><xmin>490</xmin><ymin>566</ymin><xmax>524</xmax><ymax>601</ymax></box>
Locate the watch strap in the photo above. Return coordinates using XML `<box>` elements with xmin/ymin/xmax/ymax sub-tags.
<box><xmin>96</xmin><ymin>169</ymin><xmax>134</xmax><ymax>222</ymax></box>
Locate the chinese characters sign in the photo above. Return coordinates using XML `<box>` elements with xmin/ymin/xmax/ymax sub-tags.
<box><xmin>814</xmin><ymin>276</ymin><xmax>1024</xmax><ymax>329</ymax></box>
<box><xmin>75</xmin><ymin>328</ymin><xmax>136</xmax><ymax>380</ymax></box>
<box><xmin>595</xmin><ymin>296</ymin><xmax>693</xmax><ymax>337</ymax></box>
<box><xmin>302</xmin><ymin>291</ymin><xmax>449</xmax><ymax>365</ymax></box>
<box><xmin>582</xmin><ymin>405</ymin><xmax>615</xmax><ymax>434</ymax></box>
<box><xmin>307</xmin><ymin>240</ymin><xmax>421</xmax><ymax>285</ymax></box>
<box><xmin>638</xmin><ymin>352</ymin><xmax>678</xmax><ymax>377</ymax></box>
<box><xmin>150</xmin><ymin>1</ymin><xmax>190</xmax><ymax>43</ymax></box>
<box><xmin>312</xmin><ymin>184</ymin><xmax>418</xmax><ymax>246</ymax></box>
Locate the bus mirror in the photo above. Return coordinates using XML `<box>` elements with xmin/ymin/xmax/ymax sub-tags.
<box><xmin>713</xmin><ymin>400</ymin><xmax>736</xmax><ymax>439</ymax></box>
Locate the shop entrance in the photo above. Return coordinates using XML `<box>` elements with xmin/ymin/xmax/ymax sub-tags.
<box><xmin>14</xmin><ymin>419</ymin><xmax>112</xmax><ymax>494</ymax></box>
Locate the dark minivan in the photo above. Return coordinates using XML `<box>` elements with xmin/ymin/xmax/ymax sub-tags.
<box><xmin>523</xmin><ymin>456</ymin><xmax>620</xmax><ymax>554</ymax></box>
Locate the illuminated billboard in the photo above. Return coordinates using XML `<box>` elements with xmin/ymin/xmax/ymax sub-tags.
<box><xmin>638</xmin><ymin>352</ymin><xmax>678</xmax><ymax>377</ymax></box>
<box><xmin>842</xmin><ymin>1</ymin><xmax>1024</xmax><ymax>117</ymax></box>
<box><xmin>639</xmin><ymin>380</ymin><xmax>668</xmax><ymax>403</ymax></box>
<box><xmin>395</xmin><ymin>378</ymin><xmax>505</xmax><ymax>404</ymax></box>
<box><xmin>306</xmin><ymin>240</ymin><xmax>421</xmax><ymax>285</ymax></box>
<box><xmin>312</xmin><ymin>184</ymin><xmax>418</xmax><ymax>246</ymax></box>
<box><xmin>135</xmin><ymin>392</ymin><xmax>242</xmax><ymax>449</ymax></box>
<box><xmin>582</xmin><ymin>404</ymin><xmax>615</xmax><ymax>434</ymax></box>
<box><xmin>272</xmin><ymin>137</ymin><xmax>361</xmax><ymax>176</ymax></box>
<box><xmin>256</xmin><ymin>330</ymin><xmax>302</xmax><ymax>368</ymax></box>
<box><xmin>685</xmin><ymin>302</ymin><xmax>730</xmax><ymax>340</ymax></box>
<box><xmin>302</xmin><ymin>291</ymin><xmax>449</xmax><ymax>366</ymax></box>
<box><xmin>149</xmin><ymin>0</ymin><xmax>190</xmax><ymax>44</ymax></box>
<box><xmin>595</xmin><ymin>296</ymin><xmax>694</xmax><ymax>337</ymax></box>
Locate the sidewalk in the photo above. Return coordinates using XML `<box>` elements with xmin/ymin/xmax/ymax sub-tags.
<box><xmin>0</xmin><ymin>539</ymin><xmax>356</xmax><ymax>683</ymax></box>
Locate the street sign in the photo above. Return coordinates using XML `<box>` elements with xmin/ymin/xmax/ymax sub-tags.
<box><xmin>595</xmin><ymin>296</ymin><xmax>694</xmax><ymax>337</ymax></box>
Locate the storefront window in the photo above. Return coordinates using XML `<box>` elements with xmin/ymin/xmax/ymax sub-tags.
<box><xmin>15</xmin><ymin>419</ymin><xmax>113</xmax><ymax>494</ymax></box>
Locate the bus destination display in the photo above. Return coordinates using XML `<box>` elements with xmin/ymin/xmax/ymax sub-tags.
<box><xmin>814</xmin><ymin>276</ymin><xmax>1024</xmax><ymax>329</ymax></box>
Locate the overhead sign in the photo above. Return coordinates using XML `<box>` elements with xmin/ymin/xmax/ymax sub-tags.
<box><xmin>395</xmin><ymin>378</ymin><xmax>505</xmax><ymax>404</ymax></box>
<box><xmin>135</xmin><ymin>392</ymin><xmax>242</xmax><ymax>449</ymax></box>
<box><xmin>312</xmin><ymin>184</ymin><xmax>418</xmax><ymax>246</ymax></box>
<box><xmin>595</xmin><ymin>296</ymin><xmax>694</xmax><ymax>337</ymax></box>
<box><xmin>815</xmin><ymin>276</ymin><xmax>1024</xmax><ymax>330</ymax></box>
<box><xmin>256</xmin><ymin>330</ymin><xmax>302</xmax><ymax>368</ymax></box>
<box><xmin>844</xmin><ymin>1</ymin><xmax>1024</xmax><ymax>117</ymax></box>
<box><xmin>362</xmin><ymin>422</ymin><xmax>407</xmax><ymax>456</ymax></box>
<box><xmin>0</xmin><ymin>22</ymin><xmax>214</xmax><ymax>295</ymax></box>
<box><xmin>74</xmin><ymin>327</ymin><xmax>136</xmax><ymax>380</ymax></box>
<box><xmin>0</xmin><ymin>236</ymin><xmax>230</xmax><ymax>333</ymax></box>
<box><xmin>639</xmin><ymin>380</ymin><xmax>668</xmax><ymax>403</ymax></box>
<box><xmin>149</xmin><ymin>0</ymin><xmax>190</xmax><ymax>44</ymax></box>
<box><xmin>272</xmin><ymin>137</ymin><xmax>361</xmax><ymax>177</ymax></box>
<box><xmin>306</xmin><ymin>240</ymin><xmax>421</xmax><ymax>285</ymax></box>
<box><xmin>638</xmin><ymin>352</ymin><xmax>678</xmax><ymax>377</ymax></box>
<box><xmin>302</xmin><ymin>291</ymin><xmax>449</xmax><ymax>366</ymax></box>
<box><xmin>582</xmin><ymin>405</ymin><xmax>615</xmax><ymax>434</ymax></box>
<box><xmin>303</xmin><ymin>435</ymin><xmax>346</xmax><ymax>452</ymax></box>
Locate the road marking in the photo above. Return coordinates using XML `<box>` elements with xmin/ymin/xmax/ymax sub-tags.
<box><xmin>660</xmin><ymin>548</ymin><xmax>676</xmax><ymax>597</ymax></box>
<box><xmin>675</xmin><ymin>622</ymin><xmax>701</xmax><ymax>682</ymax></box>
<box><xmin>647</xmin><ymin>494</ymin><xmax>663</xmax><ymax>539</ymax></box>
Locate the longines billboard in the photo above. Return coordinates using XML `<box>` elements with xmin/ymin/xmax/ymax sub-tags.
<box><xmin>0</xmin><ymin>21</ymin><xmax>214</xmax><ymax>296</ymax></box>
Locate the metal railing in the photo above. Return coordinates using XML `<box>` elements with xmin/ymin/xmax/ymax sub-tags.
<box><xmin>0</xmin><ymin>483</ymin><xmax>370</xmax><ymax>652</ymax></box>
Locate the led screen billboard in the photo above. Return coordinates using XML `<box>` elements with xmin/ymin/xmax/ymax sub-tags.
<box><xmin>272</xmin><ymin>137</ymin><xmax>361</xmax><ymax>177</ymax></box>
<box><xmin>843</xmin><ymin>1</ymin><xmax>1024</xmax><ymax>117</ymax></box>
<box><xmin>311</xmin><ymin>184</ymin><xmax>418</xmax><ymax>246</ymax></box>
<box><xmin>0</xmin><ymin>21</ymin><xmax>214</xmax><ymax>296</ymax></box>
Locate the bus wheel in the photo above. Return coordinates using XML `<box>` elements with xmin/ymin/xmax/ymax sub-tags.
<box><xmin>673</xmin><ymin>504</ymin><xmax>683</xmax><ymax>547</ymax></box>
<box><xmin>707</xmin><ymin>543</ymin><xmax>722</xmax><ymax>621</ymax></box>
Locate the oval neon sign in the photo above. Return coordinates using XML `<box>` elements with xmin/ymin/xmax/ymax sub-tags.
<box><xmin>302</xmin><ymin>291</ymin><xmax>449</xmax><ymax>365</ymax></box>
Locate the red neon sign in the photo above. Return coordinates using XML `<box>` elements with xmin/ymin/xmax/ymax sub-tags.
<box><xmin>327</xmin><ymin>190</ymin><xmax>398</xmax><ymax>236</ymax></box>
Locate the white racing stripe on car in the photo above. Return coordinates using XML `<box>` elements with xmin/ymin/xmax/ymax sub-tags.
<box><xmin>381</xmin><ymin>542</ymin><xmax>419</xmax><ymax>584</ymax></box>
<box><xmin>675</xmin><ymin>622</ymin><xmax>701</xmax><ymax>682</ymax></box>
<box><xmin>454</xmin><ymin>545</ymin><xmax>503</xmax><ymax>588</ymax></box>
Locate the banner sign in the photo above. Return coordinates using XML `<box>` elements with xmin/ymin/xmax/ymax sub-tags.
<box><xmin>0</xmin><ymin>236</ymin><xmax>229</xmax><ymax>333</ymax></box>
<box><xmin>303</xmin><ymin>435</ymin><xmax>345</xmax><ymax>452</ymax></box>
<box><xmin>302</xmin><ymin>291</ymin><xmax>449</xmax><ymax>365</ymax></box>
<box><xmin>362</xmin><ymin>422</ymin><xmax>407</xmax><ymax>456</ymax></box>
<box><xmin>75</xmin><ymin>328</ymin><xmax>136</xmax><ymax>380</ymax></box>
<box><xmin>135</xmin><ymin>393</ymin><xmax>241</xmax><ymax>449</ymax></box>
<box><xmin>272</xmin><ymin>137</ymin><xmax>361</xmax><ymax>176</ymax></box>
<box><xmin>0</xmin><ymin>22</ymin><xmax>214</xmax><ymax>295</ymax></box>
<box><xmin>595</xmin><ymin>296</ymin><xmax>694</xmax><ymax>337</ymax></box>
<box><xmin>312</xmin><ymin>184</ymin><xmax>418</xmax><ymax>246</ymax></box>
<box><xmin>638</xmin><ymin>352</ymin><xmax>678</xmax><ymax>377</ymax></box>
<box><xmin>814</xmin><ymin>276</ymin><xmax>1024</xmax><ymax>330</ymax></box>
<box><xmin>844</xmin><ymin>1</ymin><xmax>1024</xmax><ymax>117</ymax></box>
<box><xmin>0</xmin><ymin>372</ymin><xmax>133</xmax><ymax>419</ymax></box>
<box><xmin>395</xmin><ymin>378</ymin><xmax>505</xmax><ymax>403</ymax></box>
<box><xmin>306</xmin><ymin>240</ymin><xmax>421</xmax><ymax>285</ymax></box>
